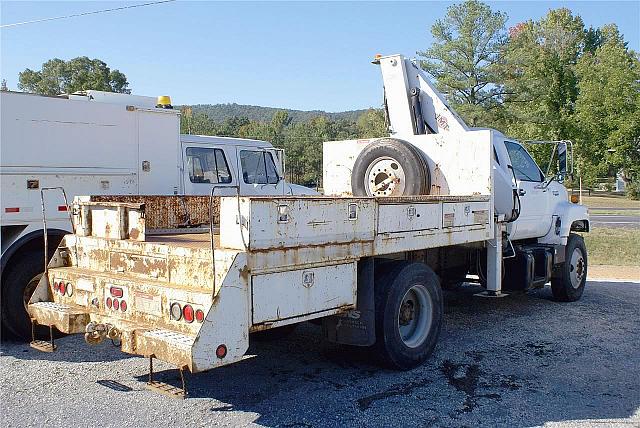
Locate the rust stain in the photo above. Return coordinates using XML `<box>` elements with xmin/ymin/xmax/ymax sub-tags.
<box><xmin>129</xmin><ymin>227</ymin><xmax>140</xmax><ymax>240</ymax></box>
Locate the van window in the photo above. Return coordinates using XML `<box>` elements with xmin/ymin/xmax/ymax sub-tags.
<box><xmin>185</xmin><ymin>147</ymin><xmax>232</xmax><ymax>184</ymax></box>
<box><xmin>240</xmin><ymin>150</ymin><xmax>280</xmax><ymax>184</ymax></box>
<box><xmin>504</xmin><ymin>141</ymin><xmax>544</xmax><ymax>182</ymax></box>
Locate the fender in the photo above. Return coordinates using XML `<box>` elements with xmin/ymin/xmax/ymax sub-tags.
<box><xmin>0</xmin><ymin>228</ymin><xmax>69</xmax><ymax>276</ymax></box>
<box><xmin>539</xmin><ymin>201</ymin><xmax>589</xmax><ymax>246</ymax></box>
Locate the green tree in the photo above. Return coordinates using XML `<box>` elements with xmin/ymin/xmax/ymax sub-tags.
<box><xmin>418</xmin><ymin>0</ymin><xmax>508</xmax><ymax>126</ymax></box>
<box><xmin>18</xmin><ymin>56</ymin><xmax>130</xmax><ymax>95</ymax></box>
<box><xmin>180</xmin><ymin>107</ymin><xmax>222</xmax><ymax>136</ymax></box>
<box><xmin>357</xmin><ymin>109</ymin><xmax>387</xmax><ymax>138</ymax></box>
<box><xmin>575</xmin><ymin>24</ymin><xmax>640</xmax><ymax>190</ymax></box>
<box><xmin>502</xmin><ymin>9</ymin><xmax>585</xmax><ymax>142</ymax></box>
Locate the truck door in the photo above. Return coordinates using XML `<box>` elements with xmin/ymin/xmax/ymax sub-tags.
<box><xmin>182</xmin><ymin>145</ymin><xmax>238</xmax><ymax>196</ymax></box>
<box><xmin>504</xmin><ymin>141</ymin><xmax>552</xmax><ymax>240</ymax></box>
<box><xmin>236</xmin><ymin>147</ymin><xmax>285</xmax><ymax>196</ymax></box>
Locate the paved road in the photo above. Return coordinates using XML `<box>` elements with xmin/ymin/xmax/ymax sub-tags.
<box><xmin>590</xmin><ymin>215</ymin><xmax>639</xmax><ymax>229</ymax></box>
<box><xmin>1</xmin><ymin>280</ymin><xmax>638</xmax><ymax>428</ymax></box>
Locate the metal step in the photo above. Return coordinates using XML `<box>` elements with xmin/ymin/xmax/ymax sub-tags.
<box><xmin>146</xmin><ymin>381</ymin><xmax>186</xmax><ymax>399</ymax></box>
<box><xmin>29</xmin><ymin>340</ymin><xmax>57</xmax><ymax>352</ymax></box>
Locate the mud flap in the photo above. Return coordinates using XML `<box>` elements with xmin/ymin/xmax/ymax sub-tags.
<box><xmin>322</xmin><ymin>258</ymin><xmax>376</xmax><ymax>346</ymax></box>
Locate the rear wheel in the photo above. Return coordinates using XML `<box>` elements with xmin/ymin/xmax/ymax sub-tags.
<box><xmin>351</xmin><ymin>138</ymin><xmax>430</xmax><ymax>197</ymax></box>
<box><xmin>551</xmin><ymin>233</ymin><xmax>587</xmax><ymax>302</ymax></box>
<box><xmin>374</xmin><ymin>261</ymin><xmax>443</xmax><ymax>369</ymax></box>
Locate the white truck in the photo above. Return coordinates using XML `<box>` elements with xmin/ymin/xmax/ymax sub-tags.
<box><xmin>1</xmin><ymin>90</ymin><xmax>314</xmax><ymax>340</ymax></box>
<box><xmin>25</xmin><ymin>54</ymin><xmax>589</xmax><ymax>398</ymax></box>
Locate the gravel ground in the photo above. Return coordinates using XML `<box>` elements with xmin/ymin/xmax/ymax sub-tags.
<box><xmin>1</xmin><ymin>280</ymin><xmax>638</xmax><ymax>428</ymax></box>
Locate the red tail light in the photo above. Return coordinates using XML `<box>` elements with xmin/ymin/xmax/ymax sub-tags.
<box><xmin>120</xmin><ymin>300</ymin><xmax>127</xmax><ymax>312</ymax></box>
<box><xmin>113</xmin><ymin>299</ymin><xmax>120</xmax><ymax>310</ymax></box>
<box><xmin>216</xmin><ymin>344</ymin><xmax>227</xmax><ymax>359</ymax></box>
<box><xmin>183</xmin><ymin>305</ymin><xmax>194</xmax><ymax>323</ymax></box>
<box><xmin>195</xmin><ymin>309</ymin><xmax>205</xmax><ymax>323</ymax></box>
<box><xmin>59</xmin><ymin>282</ymin><xmax>66</xmax><ymax>295</ymax></box>
<box><xmin>109</xmin><ymin>287</ymin><xmax>123</xmax><ymax>298</ymax></box>
<box><xmin>106</xmin><ymin>297</ymin><xmax>113</xmax><ymax>309</ymax></box>
<box><xmin>53</xmin><ymin>281</ymin><xmax>60</xmax><ymax>292</ymax></box>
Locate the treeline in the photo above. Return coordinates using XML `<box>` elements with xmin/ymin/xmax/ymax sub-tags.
<box><xmin>419</xmin><ymin>1</ymin><xmax>639</xmax><ymax>195</ymax></box>
<box><xmin>181</xmin><ymin>1</ymin><xmax>639</xmax><ymax>196</ymax></box>
<box><xmin>181</xmin><ymin>108</ymin><xmax>386</xmax><ymax>186</ymax></box>
<box><xmin>188</xmin><ymin>103</ymin><xmax>367</xmax><ymax>124</ymax></box>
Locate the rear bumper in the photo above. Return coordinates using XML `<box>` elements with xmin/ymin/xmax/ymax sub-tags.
<box><xmin>27</xmin><ymin>302</ymin><xmax>195</xmax><ymax>370</ymax></box>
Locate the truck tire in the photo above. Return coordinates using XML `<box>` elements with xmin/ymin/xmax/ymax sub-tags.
<box><xmin>374</xmin><ymin>261</ymin><xmax>443</xmax><ymax>370</ymax></box>
<box><xmin>351</xmin><ymin>138</ymin><xmax>430</xmax><ymax>197</ymax></box>
<box><xmin>551</xmin><ymin>233</ymin><xmax>587</xmax><ymax>302</ymax></box>
<box><xmin>1</xmin><ymin>250</ymin><xmax>51</xmax><ymax>341</ymax></box>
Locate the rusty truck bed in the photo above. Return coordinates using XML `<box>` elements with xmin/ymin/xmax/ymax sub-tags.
<box><xmin>145</xmin><ymin>232</ymin><xmax>219</xmax><ymax>250</ymax></box>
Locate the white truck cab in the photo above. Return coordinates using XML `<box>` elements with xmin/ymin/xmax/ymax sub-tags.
<box><xmin>181</xmin><ymin>134</ymin><xmax>316</xmax><ymax>197</ymax></box>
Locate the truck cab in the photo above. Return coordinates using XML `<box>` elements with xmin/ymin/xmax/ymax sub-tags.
<box><xmin>180</xmin><ymin>135</ymin><xmax>316</xmax><ymax>197</ymax></box>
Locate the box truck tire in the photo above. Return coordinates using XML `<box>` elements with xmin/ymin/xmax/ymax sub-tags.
<box><xmin>374</xmin><ymin>261</ymin><xmax>442</xmax><ymax>370</ymax></box>
<box><xmin>1</xmin><ymin>250</ymin><xmax>55</xmax><ymax>341</ymax></box>
<box><xmin>351</xmin><ymin>138</ymin><xmax>430</xmax><ymax>197</ymax></box>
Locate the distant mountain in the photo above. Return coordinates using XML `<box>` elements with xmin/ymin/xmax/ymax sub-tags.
<box><xmin>186</xmin><ymin>103</ymin><xmax>369</xmax><ymax>123</ymax></box>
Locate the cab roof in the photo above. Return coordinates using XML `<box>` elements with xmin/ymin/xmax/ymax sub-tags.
<box><xmin>180</xmin><ymin>134</ymin><xmax>272</xmax><ymax>148</ymax></box>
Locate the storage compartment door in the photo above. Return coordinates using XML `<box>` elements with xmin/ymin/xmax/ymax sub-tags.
<box><xmin>138</xmin><ymin>110</ymin><xmax>181</xmax><ymax>195</ymax></box>
<box><xmin>442</xmin><ymin>202</ymin><xmax>490</xmax><ymax>228</ymax></box>
<box><xmin>252</xmin><ymin>263</ymin><xmax>357</xmax><ymax>324</ymax></box>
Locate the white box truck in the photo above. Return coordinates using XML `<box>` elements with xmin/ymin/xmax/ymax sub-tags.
<box><xmin>1</xmin><ymin>90</ymin><xmax>314</xmax><ymax>340</ymax></box>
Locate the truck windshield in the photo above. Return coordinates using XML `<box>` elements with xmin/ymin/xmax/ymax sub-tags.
<box><xmin>185</xmin><ymin>147</ymin><xmax>232</xmax><ymax>184</ymax></box>
<box><xmin>240</xmin><ymin>150</ymin><xmax>280</xmax><ymax>185</ymax></box>
<box><xmin>504</xmin><ymin>141</ymin><xmax>544</xmax><ymax>182</ymax></box>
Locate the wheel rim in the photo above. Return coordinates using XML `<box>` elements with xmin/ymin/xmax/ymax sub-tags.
<box><xmin>569</xmin><ymin>247</ymin><xmax>585</xmax><ymax>288</ymax></box>
<box><xmin>364</xmin><ymin>157</ymin><xmax>406</xmax><ymax>197</ymax></box>
<box><xmin>23</xmin><ymin>273</ymin><xmax>42</xmax><ymax>311</ymax></box>
<box><xmin>397</xmin><ymin>284</ymin><xmax>432</xmax><ymax>348</ymax></box>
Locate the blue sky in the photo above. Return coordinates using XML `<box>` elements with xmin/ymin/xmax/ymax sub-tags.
<box><xmin>1</xmin><ymin>1</ymin><xmax>638</xmax><ymax>111</ymax></box>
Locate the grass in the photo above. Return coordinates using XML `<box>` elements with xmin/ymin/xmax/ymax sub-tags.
<box><xmin>582</xmin><ymin>227</ymin><xmax>640</xmax><ymax>266</ymax></box>
<box><xmin>588</xmin><ymin>209</ymin><xmax>640</xmax><ymax>216</ymax></box>
<box><xmin>580</xmin><ymin>195</ymin><xmax>640</xmax><ymax>209</ymax></box>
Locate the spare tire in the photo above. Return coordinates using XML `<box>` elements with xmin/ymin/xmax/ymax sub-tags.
<box><xmin>351</xmin><ymin>138</ymin><xmax>430</xmax><ymax>197</ymax></box>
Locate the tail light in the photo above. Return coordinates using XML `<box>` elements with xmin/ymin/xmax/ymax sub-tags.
<box><xmin>53</xmin><ymin>281</ymin><xmax>60</xmax><ymax>292</ymax></box>
<box><xmin>170</xmin><ymin>302</ymin><xmax>182</xmax><ymax>320</ymax></box>
<box><xmin>106</xmin><ymin>297</ymin><xmax>112</xmax><ymax>309</ymax></box>
<box><xmin>195</xmin><ymin>309</ymin><xmax>205</xmax><ymax>323</ymax></box>
<box><xmin>120</xmin><ymin>300</ymin><xmax>127</xmax><ymax>312</ymax></box>
<box><xmin>216</xmin><ymin>344</ymin><xmax>227</xmax><ymax>359</ymax></box>
<box><xmin>109</xmin><ymin>287</ymin><xmax>124</xmax><ymax>298</ymax></box>
<box><xmin>59</xmin><ymin>282</ymin><xmax>66</xmax><ymax>295</ymax></box>
<box><xmin>66</xmin><ymin>283</ymin><xmax>74</xmax><ymax>297</ymax></box>
<box><xmin>113</xmin><ymin>299</ymin><xmax>120</xmax><ymax>311</ymax></box>
<box><xmin>183</xmin><ymin>305</ymin><xmax>194</xmax><ymax>323</ymax></box>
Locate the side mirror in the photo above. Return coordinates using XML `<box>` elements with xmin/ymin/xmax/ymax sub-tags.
<box><xmin>557</xmin><ymin>144</ymin><xmax>567</xmax><ymax>175</ymax></box>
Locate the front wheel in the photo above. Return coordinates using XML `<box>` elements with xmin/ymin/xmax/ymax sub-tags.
<box><xmin>551</xmin><ymin>233</ymin><xmax>587</xmax><ymax>302</ymax></box>
<box><xmin>374</xmin><ymin>261</ymin><xmax>443</xmax><ymax>370</ymax></box>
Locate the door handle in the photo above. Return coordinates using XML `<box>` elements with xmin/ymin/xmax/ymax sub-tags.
<box><xmin>518</xmin><ymin>189</ymin><xmax>526</xmax><ymax>196</ymax></box>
